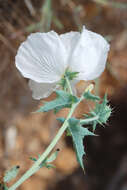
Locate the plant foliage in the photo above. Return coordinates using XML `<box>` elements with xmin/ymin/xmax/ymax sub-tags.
<box><xmin>36</xmin><ymin>90</ymin><xmax>78</xmax><ymax>113</ymax></box>
<box><xmin>68</xmin><ymin>118</ymin><xmax>95</xmax><ymax>170</ymax></box>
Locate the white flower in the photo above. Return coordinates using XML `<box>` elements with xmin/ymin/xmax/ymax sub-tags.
<box><xmin>15</xmin><ymin>26</ymin><xmax>110</xmax><ymax>100</ymax></box>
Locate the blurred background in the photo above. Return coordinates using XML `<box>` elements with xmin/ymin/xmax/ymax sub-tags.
<box><xmin>0</xmin><ymin>0</ymin><xmax>127</xmax><ymax>190</ymax></box>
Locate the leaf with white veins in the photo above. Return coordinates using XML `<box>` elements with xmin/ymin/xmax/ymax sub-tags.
<box><xmin>68</xmin><ymin>118</ymin><xmax>95</xmax><ymax>170</ymax></box>
<box><xmin>36</xmin><ymin>90</ymin><xmax>78</xmax><ymax>113</ymax></box>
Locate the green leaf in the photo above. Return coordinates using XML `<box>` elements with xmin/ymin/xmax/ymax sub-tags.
<box><xmin>30</xmin><ymin>155</ymin><xmax>45</xmax><ymax>168</ymax></box>
<box><xmin>39</xmin><ymin>149</ymin><xmax>59</xmax><ymax>168</ymax></box>
<box><xmin>68</xmin><ymin>118</ymin><xmax>95</xmax><ymax>170</ymax></box>
<box><xmin>46</xmin><ymin>164</ymin><xmax>55</xmax><ymax>169</ymax></box>
<box><xmin>56</xmin><ymin>117</ymin><xmax>65</xmax><ymax>123</ymax></box>
<box><xmin>30</xmin><ymin>150</ymin><xmax>59</xmax><ymax>169</ymax></box>
<box><xmin>65</xmin><ymin>71</ymin><xmax>79</xmax><ymax>81</ymax></box>
<box><xmin>83</xmin><ymin>91</ymin><xmax>100</xmax><ymax>101</ymax></box>
<box><xmin>93</xmin><ymin>94</ymin><xmax>111</xmax><ymax>124</ymax></box>
<box><xmin>37</xmin><ymin>90</ymin><xmax>78</xmax><ymax>113</ymax></box>
<box><xmin>29</xmin><ymin>157</ymin><xmax>37</xmax><ymax>162</ymax></box>
<box><xmin>46</xmin><ymin>149</ymin><xmax>60</xmax><ymax>163</ymax></box>
<box><xmin>4</xmin><ymin>166</ymin><xmax>20</xmax><ymax>183</ymax></box>
<box><xmin>85</xmin><ymin>94</ymin><xmax>112</xmax><ymax>131</ymax></box>
<box><xmin>57</xmin><ymin>117</ymin><xmax>72</xmax><ymax>136</ymax></box>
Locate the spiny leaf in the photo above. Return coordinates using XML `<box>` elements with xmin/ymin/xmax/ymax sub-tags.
<box><xmin>4</xmin><ymin>166</ymin><xmax>20</xmax><ymax>183</ymax></box>
<box><xmin>92</xmin><ymin>94</ymin><xmax>111</xmax><ymax>125</ymax></box>
<box><xmin>83</xmin><ymin>91</ymin><xmax>100</xmax><ymax>101</ymax></box>
<box><xmin>36</xmin><ymin>90</ymin><xmax>78</xmax><ymax>113</ymax></box>
<box><xmin>68</xmin><ymin>118</ymin><xmax>95</xmax><ymax>170</ymax></box>
<box><xmin>85</xmin><ymin>94</ymin><xmax>111</xmax><ymax>131</ymax></box>
<box><xmin>95</xmin><ymin>94</ymin><xmax>111</xmax><ymax>124</ymax></box>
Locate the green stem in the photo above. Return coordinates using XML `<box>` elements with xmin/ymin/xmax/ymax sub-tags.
<box><xmin>8</xmin><ymin>80</ymin><xmax>93</xmax><ymax>190</ymax></box>
<box><xmin>9</xmin><ymin>92</ymin><xmax>84</xmax><ymax>190</ymax></box>
<box><xmin>65</xmin><ymin>76</ymin><xmax>73</xmax><ymax>95</ymax></box>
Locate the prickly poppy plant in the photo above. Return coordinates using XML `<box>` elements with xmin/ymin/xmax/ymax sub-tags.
<box><xmin>5</xmin><ymin>26</ymin><xmax>111</xmax><ymax>190</ymax></box>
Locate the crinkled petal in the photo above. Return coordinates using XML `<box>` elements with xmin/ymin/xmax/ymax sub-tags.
<box><xmin>69</xmin><ymin>26</ymin><xmax>110</xmax><ymax>80</ymax></box>
<box><xmin>29</xmin><ymin>80</ymin><xmax>58</xmax><ymax>100</ymax></box>
<box><xmin>16</xmin><ymin>31</ymin><xmax>67</xmax><ymax>83</ymax></box>
<box><xmin>60</xmin><ymin>32</ymin><xmax>80</xmax><ymax>63</ymax></box>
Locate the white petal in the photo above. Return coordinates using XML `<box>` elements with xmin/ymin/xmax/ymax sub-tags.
<box><xmin>60</xmin><ymin>31</ymin><xmax>80</xmax><ymax>62</ymax></box>
<box><xmin>29</xmin><ymin>80</ymin><xmax>58</xmax><ymax>100</ymax></box>
<box><xmin>16</xmin><ymin>31</ymin><xmax>67</xmax><ymax>83</ymax></box>
<box><xmin>69</xmin><ymin>26</ymin><xmax>110</xmax><ymax>80</ymax></box>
